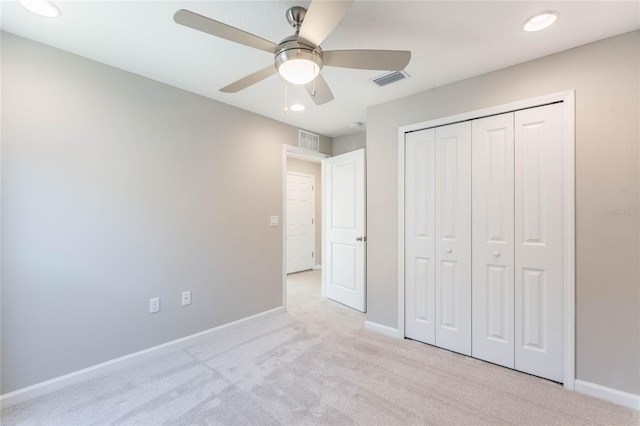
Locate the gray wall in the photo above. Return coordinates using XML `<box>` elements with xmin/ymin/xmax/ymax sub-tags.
<box><xmin>333</xmin><ymin>131</ymin><xmax>366</xmax><ymax>156</ymax></box>
<box><xmin>286</xmin><ymin>158</ymin><xmax>322</xmax><ymax>267</ymax></box>
<box><xmin>0</xmin><ymin>33</ymin><xmax>331</xmax><ymax>393</ymax></box>
<box><xmin>366</xmin><ymin>30</ymin><xmax>639</xmax><ymax>395</ymax></box>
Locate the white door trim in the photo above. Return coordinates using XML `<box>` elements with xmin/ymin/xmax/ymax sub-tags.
<box><xmin>282</xmin><ymin>145</ymin><xmax>330</xmax><ymax>310</ymax></box>
<box><xmin>397</xmin><ymin>91</ymin><xmax>575</xmax><ymax>389</ymax></box>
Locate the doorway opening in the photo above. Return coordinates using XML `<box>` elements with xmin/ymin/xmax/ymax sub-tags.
<box><xmin>282</xmin><ymin>146</ymin><xmax>367</xmax><ymax>313</ymax></box>
<box><xmin>282</xmin><ymin>145</ymin><xmax>329</xmax><ymax>310</ymax></box>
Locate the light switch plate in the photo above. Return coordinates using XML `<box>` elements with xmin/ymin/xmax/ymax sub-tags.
<box><xmin>270</xmin><ymin>215</ymin><xmax>279</xmax><ymax>227</ymax></box>
<box><xmin>149</xmin><ymin>297</ymin><xmax>160</xmax><ymax>314</ymax></box>
<box><xmin>182</xmin><ymin>291</ymin><xmax>191</xmax><ymax>306</ymax></box>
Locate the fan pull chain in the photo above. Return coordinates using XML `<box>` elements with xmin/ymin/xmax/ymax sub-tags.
<box><xmin>312</xmin><ymin>70</ymin><xmax>316</xmax><ymax>97</ymax></box>
<box><xmin>312</xmin><ymin>57</ymin><xmax>317</xmax><ymax>97</ymax></box>
<box><xmin>283</xmin><ymin>82</ymin><xmax>289</xmax><ymax>114</ymax></box>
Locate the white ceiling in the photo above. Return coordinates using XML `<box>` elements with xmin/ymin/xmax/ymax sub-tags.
<box><xmin>1</xmin><ymin>1</ymin><xmax>638</xmax><ymax>137</ymax></box>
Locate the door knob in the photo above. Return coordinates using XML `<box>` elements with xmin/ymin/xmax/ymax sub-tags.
<box><xmin>446</xmin><ymin>248</ymin><xmax>453</xmax><ymax>254</ymax></box>
<box><xmin>356</xmin><ymin>236</ymin><xmax>366</xmax><ymax>242</ymax></box>
<box><xmin>493</xmin><ymin>251</ymin><xmax>501</xmax><ymax>257</ymax></box>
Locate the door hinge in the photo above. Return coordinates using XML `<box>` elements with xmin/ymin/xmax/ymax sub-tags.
<box><xmin>312</xmin><ymin>252</ymin><xmax>314</xmax><ymax>257</ymax></box>
<box><xmin>312</xmin><ymin>185</ymin><xmax>314</xmax><ymax>191</ymax></box>
<box><xmin>312</xmin><ymin>218</ymin><xmax>314</xmax><ymax>224</ymax></box>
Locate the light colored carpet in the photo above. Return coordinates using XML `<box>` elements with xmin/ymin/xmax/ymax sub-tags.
<box><xmin>2</xmin><ymin>269</ymin><xmax>638</xmax><ymax>425</ymax></box>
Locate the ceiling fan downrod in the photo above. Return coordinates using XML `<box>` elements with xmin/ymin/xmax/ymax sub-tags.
<box><xmin>285</xmin><ymin>6</ymin><xmax>307</xmax><ymax>34</ymax></box>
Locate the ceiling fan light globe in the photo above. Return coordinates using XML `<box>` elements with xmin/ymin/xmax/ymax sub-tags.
<box><xmin>278</xmin><ymin>59</ymin><xmax>320</xmax><ymax>85</ymax></box>
<box><xmin>275</xmin><ymin>40</ymin><xmax>323</xmax><ymax>85</ymax></box>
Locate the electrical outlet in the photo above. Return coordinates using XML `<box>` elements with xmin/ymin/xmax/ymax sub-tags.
<box><xmin>182</xmin><ymin>291</ymin><xmax>191</xmax><ymax>306</ymax></box>
<box><xmin>149</xmin><ymin>297</ymin><xmax>160</xmax><ymax>314</ymax></box>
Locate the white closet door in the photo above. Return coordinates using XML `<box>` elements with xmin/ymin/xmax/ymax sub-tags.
<box><xmin>434</xmin><ymin>122</ymin><xmax>472</xmax><ymax>355</ymax></box>
<box><xmin>405</xmin><ymin>129</ymin><xmax>436</xmax><ymax>344</ymax></box>
<box><xmin>514</xmin><ymin>103</ymin><xmax>564</xmax><ymax>382</ymax></box>
<box><xmin>472</xmin><ymin>113</ymin><xmax>515</xmax><ymax>368</ymax></box>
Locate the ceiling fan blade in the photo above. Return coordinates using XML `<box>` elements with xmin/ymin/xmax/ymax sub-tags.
<box><xmin>220</xmin><ymin>65</ymin><xmax>278</xmax><ymax>93</ymax></box>
<box><xmin>298</xmin><ymin>0</ymin><xmax>354</xmax><ymax>47</ymax></box>
<box><xmin>324</xmin><ymin>50</ymin><xmax>412</xmax><ymax>71</ymax></box>
<box><xmin>174</xmin><ymin>9</ymin><xmax>277</xmax><ymax>54</ymax></box>
<box><xmin>305</xmin><ymin>74</ymin><xmax>334</xmax><ymax>105</ymax></box>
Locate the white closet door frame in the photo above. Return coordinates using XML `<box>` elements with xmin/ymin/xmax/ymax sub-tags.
<box><xmin>397</xmin><ymin>91</ymin><xmax>575</xmax><ymax>389</ymax></box>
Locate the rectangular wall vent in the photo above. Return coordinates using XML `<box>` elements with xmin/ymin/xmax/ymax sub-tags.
<box><xmin>298</xmin><ymin>130</ymin><xmax>320</xmax><ymax>152</ymax></box>
<box><xmin>371</xmin><ymin>70</ymin><xmax>410</xmax><ymax>87</ymax></box>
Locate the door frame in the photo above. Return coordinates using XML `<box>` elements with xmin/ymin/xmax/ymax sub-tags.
<box><xmin>285</xmin><ymin>171</ymin><xmax>316</xmax><ymax>274</ymax></box>
<box><xmin>282</xmin><ymin>145</ymin><xmax>330</xmax><ymax>310</ymax></box>
<box><xmin>397</xmin><ymin>91</ymin><xmax>575</xmax><ymax>389</ymax></box>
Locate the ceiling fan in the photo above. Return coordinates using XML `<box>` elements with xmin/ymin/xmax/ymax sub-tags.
<box><xmin>174</xmin><ymin>0</ymin><xmax>411</xmax><ymax>105</ymax></box>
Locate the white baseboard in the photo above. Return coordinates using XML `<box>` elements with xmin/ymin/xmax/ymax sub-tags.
<box><xmin>574</xmin><ymin>379</ymin><xmax>640</xmax><ymax>411</ymax></box>
<box><xmin>313</xmin><ymin>264</ymin><xmax>322</xmax><ymax>270</ymax></box>
<box><xmin>0</xmin><ymin>306</ymin><xmax>285</xmax><ymax>409</ymax></box>
<box><xmin>364</xmin><ymin>320</ymin><xmax>403</xmax><ymax>339</ymax></box>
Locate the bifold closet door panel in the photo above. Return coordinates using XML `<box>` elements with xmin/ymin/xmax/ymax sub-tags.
<box><xmin>405</xmin><ymin>129</ymin><xmax>436</xmax><ymax>344</ymax></box>
<box><xmin>434</xmin><ymin>122</ymin><xmax>472</xmax><ymax>355</ymax></box>
<box><xmin>472</xmin><ymin>113</ymin><xmax>515</xmax><ymax>369</ymax></box>
<box><xmin>514</xmin><ymin>103</ymin><xmax>564</xmax><ymax>382</ymax></box>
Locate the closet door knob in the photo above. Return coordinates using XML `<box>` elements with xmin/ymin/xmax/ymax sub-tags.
<box><xmin>493</xmin><ymin>251</ymin><xmax>501</xmax><ymax>257</ymax></box>
<box><xmin>446</xmin><ymin>248</ymin><xmax>453</xmax><ymax>254</ymax></box>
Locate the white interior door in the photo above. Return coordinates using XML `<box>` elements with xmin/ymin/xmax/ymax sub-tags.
<box><xmin>514</xmin><ymin>103</ymin><xmax>564</xmax><ymax>382</ymax></box>
<box><xmin>286</xmin><ymin>173</ymin><xmax>315</xmax><ymax>274</ymax></box>
<box><xmin>324</xmin><ymin>149</ymin><xmax>366</xmax><ymax>312</ymax></box>
<box><xmin>434</xmin><ymin>122</ymin><xmax>472</xmax><ymax>355</ymax></box>
<box><xmin>472</xmin><ymin>112</ymin><xmax>516</xmax><ymax>369</ymax></box>
<box><xmin>405</xmin><ymin>129</ymin><xmax>437</xmax><ymax>344</ymax></box>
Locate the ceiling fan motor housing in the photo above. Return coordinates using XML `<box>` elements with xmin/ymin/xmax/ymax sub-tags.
<box><xmin>275</xmin><ymin>36</ymin><xmax>324</xmax><ymax>84</ymax></box>
<box><xmin>274</xmin><ymin>6</ymin><xmax>322</xmax><ymax>83</ymax></box>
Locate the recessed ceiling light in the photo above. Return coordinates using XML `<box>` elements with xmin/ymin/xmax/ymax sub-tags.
<box><xmin>289</xmin><ymin>104</ymin><xmax>306</xmax><ymax>112</ymax></box>
<box><xmin>523</xmin><ymin>11</ymin><xmax>558</xmax><ymax>32</ymax></box>
<box><xmin>19</xmin><ymin>0</ymin><xmax>61</xmax><ymax>18</ymax></box>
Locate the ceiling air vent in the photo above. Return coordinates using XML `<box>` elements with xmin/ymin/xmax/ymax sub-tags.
<box><xmin>298</xmin><ymin>130</ymin><xmax>320</xmax><ymax>152</ymax></box>
<box><xmin>371</xmin><ymin>70</ymin><xmax>410</xmax><ymax>87</ymax></box>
